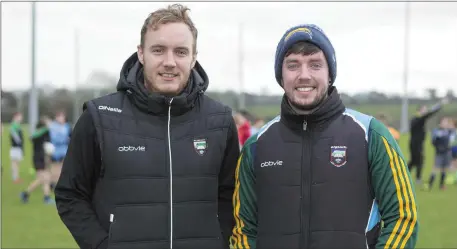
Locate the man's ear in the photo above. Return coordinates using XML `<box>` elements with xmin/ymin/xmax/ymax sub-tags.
<box><xmin>191</xmin><ymin>51</ymin><xmax>198</xmax><ymax>68</ymax></box>
<box><xmin>137</xmin><ymin>45</ymin><xmax>144</xmax><ymax>65</ymax></box>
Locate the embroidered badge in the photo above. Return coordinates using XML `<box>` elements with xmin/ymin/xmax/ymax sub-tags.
<box><xmin>193</xmin><ymin>138</ymin><xmax>207</xmax><ymax>156</ymax></box>
<box><xmin>330</xmin><ymin>145</ymin><xmax>347</xmax><ymax>167</ymax></box>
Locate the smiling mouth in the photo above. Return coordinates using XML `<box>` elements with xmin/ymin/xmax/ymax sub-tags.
<box><xmin>296</xmin><ymin>87</ymin><xmax>315</xmax><ymax>92</ymax></box>
<box><xmin>159</xmin><ymin>73</ymin><xmax>178</xmax><ymax>78</ymax></box>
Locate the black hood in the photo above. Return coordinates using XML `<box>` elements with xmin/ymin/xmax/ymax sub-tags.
<box><xmin>116</xmin><ymin>52</ymin><xmax>209</xmax><ymax>116</ymax></box>
<box><xmin>280</xmin><ymin>86</ymin><xmax>346</xmax><ymax>130</ymax></box>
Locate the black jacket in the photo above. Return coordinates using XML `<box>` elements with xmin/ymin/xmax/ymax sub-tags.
<box><xmin>229</xmin><ymin>87</ymin><xmax>417</xmax><ymax>249</ymax></box>
<box><xmin>31</xmin><ymin>122</ymin><xmax>50</xmax><ymax>159</ymax></box>
<box><xmin>409</xmin><ymin>103</ymin><xmax>442</xmax><ymax>148</ymax></box>
<box><xmin>55</xmin><ymin>52</ymin><xmax>240</xmax><ymax>249</ymax></box>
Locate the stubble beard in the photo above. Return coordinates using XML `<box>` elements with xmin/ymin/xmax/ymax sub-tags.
<box><xmin>288</xmin><ymin>86</ymin><xmax>328</xmax><ymax>113</ymax></box>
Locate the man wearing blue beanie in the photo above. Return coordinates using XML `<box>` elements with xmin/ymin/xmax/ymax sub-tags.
<box><xmin>230</xmin><ymin>24</ymin><xmax>418</xmax><ymax>249</ymax></box>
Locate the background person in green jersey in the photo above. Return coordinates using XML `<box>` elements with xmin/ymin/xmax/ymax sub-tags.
<box><xmin>9</xmin><ymin>112</ymin><xmax>24</xmax><ymax>184</ymax></box>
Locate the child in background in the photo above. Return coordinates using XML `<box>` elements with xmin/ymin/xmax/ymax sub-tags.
<box><xmin>234</xmin><ymin>111</ymin><xmax>251</xmax><ymax>147</ymax></box>
<box><xmin>9</xmin><ymin>112</ymin><xmax>24</xmax><ymax>183</ymax></box>
<box><xmin>424</xmin><ymin>117</ymin><xmax>454</xmax><ymax>190</ymax></box>
<box><xmin>48</xmin><ymin>111</ymin><xmax>72</xmax><ymax>191</ymax></box>
<box><xmin>20</xmin><ymin>116</ymin><xmax>54</xmax><ymax>204</ymax></box>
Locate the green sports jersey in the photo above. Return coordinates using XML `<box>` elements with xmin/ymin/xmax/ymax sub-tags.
<box><xmin>368</xmin><ymin>118</ymin><xmax>419</xmax><ymax>248</ymax></box>
<box><xmin>10</xmin><ymin>121</ymin><xmax>24</xmax><ymax>148</ymax></box>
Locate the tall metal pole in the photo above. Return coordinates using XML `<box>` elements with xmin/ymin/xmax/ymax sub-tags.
<box><xmin>400</xmin><ymin>2</ymin><xmax>411</xmax><ymax>133</ymax></box>
<box><xmin>238</xmin><ymin>22</ymin><xmax>245</xmax><ymax>111</ymax></box>
<box><xmin>72</xmin><ymin>28</ymin><xmax>80</xmax><ymax>125</ymax></box>
<box><xmin>28</xmin><ymin>2</ymin><xmax>38</xmax><ymax>134</ymax></box>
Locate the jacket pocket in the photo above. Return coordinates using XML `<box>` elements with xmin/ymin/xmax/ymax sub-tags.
<box><xmin>108</xmin><ymin>204</ymin><xmax>168</xmax><ymax>244</ymax></box>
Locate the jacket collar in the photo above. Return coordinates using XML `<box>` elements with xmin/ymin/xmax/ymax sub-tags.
<box><xmin>280</xmin><ymin>86</ymin><xmax>346</xmax><ymax>131</ymax></box>
<box><xmin>116</xmin><ymin>52</ymin><xmax>209</xmax><ymax>116</ymax></box>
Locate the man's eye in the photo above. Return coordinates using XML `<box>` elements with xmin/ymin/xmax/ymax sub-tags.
<box><xmin>310</xmin><ymin>63</ymin><xmax>322</xmax><ymax>69</ymax></box>
<box><xmin>287</xmin><ymin>64</ymin><xmax>299</xmax><ymax>69</ymax></box>
<box><xmin>176</xmin><ymin>50</ymin><xmax>187</xmax><ymax>56</ymax></box>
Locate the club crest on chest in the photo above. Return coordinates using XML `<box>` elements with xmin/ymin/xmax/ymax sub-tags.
<box><xmin>193</xmin><ymin>138</ymin><xmax>207</xmax><ymax>156</ymax></box>
<box><xmin>330</xmin><ymin>145</ymin><xmax>347</xmax><ymax>167</ymax></box>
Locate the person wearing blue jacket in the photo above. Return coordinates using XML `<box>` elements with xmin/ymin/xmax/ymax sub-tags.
<box><xmin>49</xmin><ymin>111</ymin><xmax>72</xmax><ymax>189</ymax></box>
<box><xmin>425</xmin><ymin>116</ymin><xmax>455</xmax><ymax>190</ymax></box>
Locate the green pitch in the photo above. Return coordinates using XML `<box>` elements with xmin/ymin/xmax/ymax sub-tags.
<box><xmin>1</xmin><ymin>125</ymin><xmax>456</xmax><ymax>248</ymax></box>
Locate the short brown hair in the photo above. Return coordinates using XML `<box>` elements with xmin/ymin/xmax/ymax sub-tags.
<box><xmin>140</xmin><ymin>4</ymin><xmax>198</xmax><ymax>55</ymax></box>
<box><xmin>285</xmin><ymin>41</ymin><xmax>321</xmax><ymax>57</ymax></box>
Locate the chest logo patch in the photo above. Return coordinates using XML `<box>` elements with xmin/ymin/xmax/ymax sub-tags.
<box><xmin>330</xmin><ymin>145</ymin><xmax>347</xmax><ymax>167</ymax></box>
<box><xmin>193</xmin><ymin>138</ymin><xmax>208</xmax><ymax>156</ymax></box>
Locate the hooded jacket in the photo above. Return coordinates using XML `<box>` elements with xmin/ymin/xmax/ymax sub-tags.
<box><xmin>230</xmin><ymin>87</ymin><xmax>418</xmax><ymax>249</ymax></box>
<box><xmin>55</xmin><ymin>52</ymin><xmax>240</xmax><ymax>249</ymax></box>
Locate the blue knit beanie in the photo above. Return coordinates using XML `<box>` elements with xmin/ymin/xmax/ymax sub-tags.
<box><xmin>274</xmin><ymin>24</ymin><xmax>337</xmax><ymax>87</ymax></box>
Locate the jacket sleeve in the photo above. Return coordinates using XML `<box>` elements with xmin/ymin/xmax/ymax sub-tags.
<box><xmin>219</xmin><ymin>116</ymin><xmax>241</xmax><ymax>248</ymax></box>
<box><xmin>368</xmin><ymin>118</ymin><xmax>418</xmax><ymax>249</ymax></box>
<box><xmin>55</xmin><ymin>110</ymin><xmax>109</xmax><ymax>249</ymax></box>
<box><xmin>420</xmin><ymin>102</ymin><xmax>442</xmax><ymax>121</ymax></box>
<box><xmin>230</xmin><ymin>136</ymin><xmax>257</xmax><ymax>249</ymax></box>
<box><xmin>30</xmin><ymin>127</ymin><xmax>48</xmax><ymax>139</ymax></box>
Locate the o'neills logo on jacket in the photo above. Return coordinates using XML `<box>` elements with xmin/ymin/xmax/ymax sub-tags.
<box><xmin>98</xmin><ymin>105</ymin><xmax>122</xmax><ymax>113</ymax></box>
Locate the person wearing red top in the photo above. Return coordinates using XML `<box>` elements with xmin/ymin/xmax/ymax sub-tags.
<box><xmin>234</xmin><ymin>112</ymin><xmax>251</xmax><ymax>147</ymax></box>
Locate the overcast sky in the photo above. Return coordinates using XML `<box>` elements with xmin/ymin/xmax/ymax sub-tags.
<box><xmin>2</xmin><ymin>1</ymin><xmax>457</xmax><ymax>97</ymax></box>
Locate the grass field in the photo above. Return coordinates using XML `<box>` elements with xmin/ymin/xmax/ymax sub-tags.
<box><xmin>1</xmin><ymin>125</ymin><xmax>457</xmax><ymax>248</ymax></box>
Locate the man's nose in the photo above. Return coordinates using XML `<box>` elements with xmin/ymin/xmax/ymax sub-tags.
<box><xmin>298</xmin><ymin>65</ymin><xmax>312</xmax><ymax>80</ymax></box>
<box><xmin>163</xmin><ymin>51</ymin><xmax>176</xmax><ymax>68</ymax></box>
